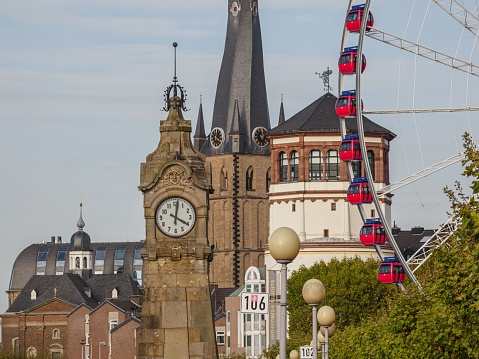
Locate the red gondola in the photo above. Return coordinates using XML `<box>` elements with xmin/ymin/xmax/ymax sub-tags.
<box><xmin>335</xmin><ymin>90</ymin><xmax>362</xmax><ymax>118</ymax></box>
<box><xmin>338</xmin><ymin>46</ymin><xmax>366</xmax><ymax>75</ymax></box>
<box><xmin>347</xmin><ymin>177</ymin><xmax>372</xmax><ymax>204</ymax></box>
<box><xmin>339</xmin><ymin>134</ymin><xmax>362</xmax><ymax>162</ymax></box>
<box><xmin>378</xmin><ymin>257</ymin><xmax>406</xmax><ymax>284</ymax></box>
<box><xmin>360</xmin><ymin>218</ymin><xmax>386</xmax><ymax>245</ymax></box>
<box><xmin>346</xmin><ymin>4</ymin><xmax>374</xmax><ymax>33</ymax></box>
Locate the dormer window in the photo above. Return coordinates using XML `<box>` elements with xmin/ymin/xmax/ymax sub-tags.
<box><xmin>31</xmin><ymin>290</ymin><xmax>37</xmax><ymax>300</ymax></box>
<box><xmin>112</xmin><ymin>288</ymin><xmax>118</xmax><ymax>299</ymax></box>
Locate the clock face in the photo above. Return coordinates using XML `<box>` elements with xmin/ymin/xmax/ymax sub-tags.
<box><xmin>156</xmin><ymin>197</ymin><xmax>196</xmax><ymax>238</ymax></box>
<box><xmin>210</xmin><ymin>127</ymin><xmax>224</xmax><ymax>148</ymax></box>
<box><xmin>252</xmin><ymin>127</ymin><xmax>268</xmax><ymax>147</ymax></box>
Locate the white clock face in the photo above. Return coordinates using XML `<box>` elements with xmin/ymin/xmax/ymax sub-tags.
<box><xmin>156</xmin><ymin>197</ymin><xmax>196</xmax><ymax>237</ymax></box>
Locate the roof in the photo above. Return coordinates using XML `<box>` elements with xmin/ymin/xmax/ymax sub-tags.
<box><xmin>7</xmin><ymin>272</ymin><xmax>141</xmax><ymax>313</ymax></box>
<box><xmin>267</xmin><ymin>92</ymin><xmax>395</xmax><ymax>138</ymax></box>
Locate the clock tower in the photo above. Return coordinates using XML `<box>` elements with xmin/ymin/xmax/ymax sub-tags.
<box><xmin>138</xmin><ymin>44</ymin><xmax>216</xmax><ymax>359</ymax></box>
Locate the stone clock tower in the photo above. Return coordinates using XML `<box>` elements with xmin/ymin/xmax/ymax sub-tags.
<box><xmin>137</xmin><ymin>47</ymin><xmax>217</xmax><ymax>359</ymax></box>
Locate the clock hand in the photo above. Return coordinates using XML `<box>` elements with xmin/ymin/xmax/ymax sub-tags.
<box><xmin>173</xmin><ymin>200</ymin><xmax>179</xmax><ymax>225</ymax></box>
<box><xmin>175</xmin><ymin>217</ymin><xmax>189</xmax><ymax>226</ymax></box>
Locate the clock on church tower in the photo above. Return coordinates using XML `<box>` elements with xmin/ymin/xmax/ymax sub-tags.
<box><xmin>137</xmin><ymin>43</ymin><xmax>216</xmax><ymax>359</ymax></box>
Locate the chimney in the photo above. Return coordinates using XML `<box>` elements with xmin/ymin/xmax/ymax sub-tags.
<box><xmin>51</xmin><ymin>236</ymin><xmax>55</xmax><ymax>243</ymax></box>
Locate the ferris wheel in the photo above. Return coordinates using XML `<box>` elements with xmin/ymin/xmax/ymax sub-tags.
<box><xmin>337</xmin><ymin>0</ymin><xmax>479</xmax><ymax>290</ymax></box>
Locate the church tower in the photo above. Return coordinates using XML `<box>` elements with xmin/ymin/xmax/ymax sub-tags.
<box><xmin>138</xmin><ymin>44</ymin><xmax>216</xmax><ymax>359</ymax></box>
<box><xmin>195</xmin><ymin>0</ymin><xmax>270</xmax><ymax>288</ymax></box>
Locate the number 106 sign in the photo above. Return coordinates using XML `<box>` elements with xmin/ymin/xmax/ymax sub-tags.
<box><xmin>240</xmin><ymin>292</ymin><xmax>269</xmax><ymax>314</ymax></box>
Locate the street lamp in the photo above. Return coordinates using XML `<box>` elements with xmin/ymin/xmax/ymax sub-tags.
<box><xmin>269</xmin><ymin>227</ymin><xmax>301</xmax><ymax>359</ymax></box>
<box><xmin>302</xmin><ymin>279</ymin><xmax>325</xmax><ymax>359</ymax></box>
<box><xmin>317</xmin><ymin>306</ymin><xmax>336</xmax><ymax>359</ymax></box>
<box><xmin>99</xmin><ymin>340</ymin><xmax>106</xmax><ymax>359</ymax></box>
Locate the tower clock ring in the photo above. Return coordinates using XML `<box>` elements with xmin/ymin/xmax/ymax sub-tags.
<box><xmin>156</xmin><ymin>197</ymin><xmax>196</xmax><ymax>237</ymax></box>
<box><xmin>252</xmin><ymin>126</ymin><xmax>268</xmax><ymax>147</ymax></box>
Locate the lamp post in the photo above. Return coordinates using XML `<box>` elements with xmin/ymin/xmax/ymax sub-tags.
<box><xmin>302</xmin><ymin>279</ymin><xmax>325</xmax><ymax>359</ymax></box>
<box><xmin>317</xmin><ymin>306</ymin><xmax>336</xmax><ymax>359</ymax></box>
<box><xmin>99</xmin><ymin>340</ymin><xmax>106</xmax><ymax>359</ymax></box>
<box><xmin>269</xmin><ymin>227</ymin><xmax>301</xmax><ymax>359</ymax></box>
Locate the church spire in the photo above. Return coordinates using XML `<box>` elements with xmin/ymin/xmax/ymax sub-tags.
<box><xmin>278</xmin><ymin>94</ymin><xmax>285</xmax><ymax>126</ymax></box>
<box><xmin>194</xmin><ymin>95</ymin><xmax>207</xmax><ymax>151</ymax></box>
<box><xmin>202</xmin><ymin>0</ymin><xmax>270</xmax><ymax>155</ymax></box>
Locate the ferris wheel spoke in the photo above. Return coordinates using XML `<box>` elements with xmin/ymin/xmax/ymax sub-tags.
<box><xmin>433</xmin><ymin>0</ymin><xmax>479</xmax><ymax>38</ymax></box>
<box><xmin>364</xmin><ymin>107</ymin><xmax>479</xmax><ymax>114</ymax></box>
<box><xmin>366</xmin><ymin>28</ymin><xmax>479</xmax><ymax>76</ymax></box>
<box><xmin>406</xmin><ymin>217</ymin><xmax>457</xmax><ymax>273</ymax></box>
<box><xmin>377</xmin><ymin>152</ymin><xmax>465</xmax><ymax>196</ymax></box>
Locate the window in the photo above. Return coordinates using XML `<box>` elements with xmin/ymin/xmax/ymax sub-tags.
<box><xmin>220</xmin><ymin>167</ymin><xmax>228</xmax><ymax>191</ymax></box>
<box><xmin>309</xmin><ymin>150</ymin><xmax>322</xmax><ymax>180</ymax></box>
<box><xmin>246</xmin><ymin>166</ymin><xmax>254</xmax><ymax>191</ymax></box>
<box><xmin>352</xmin><ymin>161</ymin><xmax>362</xmax><ymax>178</ymax></box>
<box><xmin>216</xmin><ymin>331</ymin><xmax>225</xmax><ymax>345</ymax></box>
<box><xmin>36</xmin><ymin>248</ymin><xmax>49</xmax><ymax>275</ymax></box>
<box><xmin>266</xmin><ymin>168</ymin><xmax>271</xmax><ymax>193</ymax></box>
<box><xmin>55</xmin><ymin>248</ymin><xmax>67</xmax><ymax>275</ymax></box>
<box><xmin>292</xmin><ymin>203</ymin><xmax>296</xmax><ymax>212</ymax></box>
<box><xmin>331</xmin><ymin>202</ymin><xmax>336</xmax><ymax>211</ymax></box>
<box><xmin>52</xmin><ymin>329</ymin><xmax>60</xmax><ymax>339</ymax></box>
<box><xmin>114</xmin><ymin>246</ymin><xmax>126</xmax><ymax>274</ymax></box>
<box><xmin>83</xmin><ymin>257</ymin><xmax>87</xmax><ymax>269</ymax></box>
<box><xmin>51</xmin><ymin>353</ymin><xmax>61</xmax><ymax>359</ymax></box>
<box><xmin>110</xmin><ymin>320</ymin><xmax>118</xmax><ymax>331</ymax></box>
<box><xmin>371</xmin><ymin>209</ymin><xmax>375</xmax><ymax>217</ymax></box>
<box><xmin>279</xmin><ymin>152</ymin><xmax>288</xmax><ymax>182</ymax></box>
<box><xmin>13</xmin><ymin>338</ymin><xmax>19</xmax><ymax>354</ymax></box>
<box><xmin>367</xmin><ymin>150</ymin><xmax>375</xmax><ymax>180</ymax></box>
<box><xmin>290</xmin><ymin>151</ymin><xmax>299</xmax><ymax>181</ymax></box>
<box><xmin>133</xmin><ymin>245</ymin><xmax>143</xmax><ymax>286</ymax></box>
<box><xmin>324</xmin><ymin>229</ymin><xmax>329</xmax><ymax>238</ymax></box>
<box><xmin>326</xmin><ymin>150</ymin><xmax>340</xmax><ymax>180</ymax></box>
<box><xmin>94</xmin><ymin>246</ymin><xmax>107</xmax><ymax>274</ymax></box>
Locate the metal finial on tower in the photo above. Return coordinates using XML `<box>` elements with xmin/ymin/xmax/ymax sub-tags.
<box><xmin>77</xmin><ymin>201</ymin><xmax>85</xmax><ymax>231</ymax></box>
<box><xmin>315</xmin><ymin>67</ymin><xmax>333</xmax><ymax>93</ymax></box>
<box><xmin>163</xmin><ymin>42</ymin><xmax>188</xmax><ymax>112</ymax></box>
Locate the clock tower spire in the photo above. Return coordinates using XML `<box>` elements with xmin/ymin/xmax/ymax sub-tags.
<box><xmin>138</xmin><ymin>43</ymin><xmax>216</xmax><ymax>359</ymax></box>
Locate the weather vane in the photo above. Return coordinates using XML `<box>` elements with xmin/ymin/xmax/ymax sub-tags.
<box><xmin>163</xmin><ymin>42</ymin><xmax>189</xmax><ymax>112</ymax></box>
<box><xmin>315</xmin><ymin>67</ymin><xmax>333</xmax><ymax>93</ymax></box>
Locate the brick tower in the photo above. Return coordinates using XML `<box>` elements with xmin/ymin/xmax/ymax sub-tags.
<box><xmin>138</xmin><ymin>44</ymin><xmax>216</xmax><ymax>359</ymax></box>
<box><xmin>194</xmin><ymin>0</ymin><xmax>270</xmax><ymax>288</ymax></box>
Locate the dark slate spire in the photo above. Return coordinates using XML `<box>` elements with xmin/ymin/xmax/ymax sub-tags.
<box><xmin>229</xmin><ymin>97</ymin><xmax>243</xmax><ymax>153</ymax></box>
<box><xmin>194</xmin><ymin>95</ymin><xmax>207</xmax><ymax>151</ymax></box>
<box><xmin>202</xmin><ymin>0</ymin><xmax>270</xmax><ymax>155</ymax></box>
<box><xmin>69</xmin><ymin>202</ymin><xmax>93</xmax><ymax>251</ymax></box>
<box><xmin>278</xmin><ymin>94</ymin><xmax>285</xmax><ymax>126</ymax></box>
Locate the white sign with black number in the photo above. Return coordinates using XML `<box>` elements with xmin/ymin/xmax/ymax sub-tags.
<box><xmin>300</xmin><ymin>346</ymin><xmax>314</xmax><ymax>359</ymax></box>
<box><xmin>240</xmin><ymin>292</ymin><xmax>269</xmax><ymax>314</ymax></box>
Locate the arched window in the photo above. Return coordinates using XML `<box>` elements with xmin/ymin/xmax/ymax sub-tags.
<box><xmin>279</xmin><ymin>152</ymin><xmax>288</xmax><ymax>182</ymax></box>
<box><xmin>367</xmin><ymin>150</ymin><xmax>375</xmax><ymax>180</ymax></box>
<box><xmin>266</xmin><ymin>168</ymin><xmax>271</xmax><ymax>192</ymax></box>
<box><xmin>75</xmin><ymin>257</ymin><xmax>80</xmax><ymax>269</ymax></box>
<box><xmin>290</xmin><ymin>151</ymin><xmax>299</xmax><ymax>182</ymax></box>
<box><xmin>83</xmin><ymin>257</ymin><xmax>87</xmax><ymax>269</ymax></box>
<box><xmin>352</xmin><ymin>161</ymin><xmax>362</xmax><ymax>178</ymax></box>
<box><xmin>246</xmin><ymin>166</ymin><xmax>254</xmax><ymax>191</ymax></box>
<box><xmin>326</xmin><ymin>149</ymin><xmax>340</xmax><ymax>180</ymax></box>
<box><xmin>309</xmin><ymin>150</ymin><xmax>322</xmax><ymax>180</ymax></box>
<box><xmin>52</xmin><ymin>329</ymin><xmax>60</xmax><ymax>339</ymax></box>
<box><xmin>220</xmin><ymin>167</ymin><xmax>228</xmax><ymax>191</ymax></box>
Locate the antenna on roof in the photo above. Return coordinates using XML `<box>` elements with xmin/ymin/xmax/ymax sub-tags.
<box><xmin>163</xmin><ymin>42</ymin><xmax>189</xmax><ymax>112</ymax></box>
<box><xmin>315</xmin><ymin>67</ymin><xmax>333</xmax><ymax>93</ymax></box>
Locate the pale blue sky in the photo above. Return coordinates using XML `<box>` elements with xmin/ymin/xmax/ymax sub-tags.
<box><xmin>0</xmin><ymin>0</ymin><xmax>478</xmax><ymax>312</ymax></box>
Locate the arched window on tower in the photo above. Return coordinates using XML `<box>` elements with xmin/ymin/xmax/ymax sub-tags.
<box><xmin>352</xmin><ymin>161</ymin><xmax>362</xmax><ymax>178</ymax></box>
<box><xmin>246</xmin><ymin>166</ymin><xmax>254</xmax><ymax>191</ymax></box>
<box><xmin>326</xmin><ymin>149</ymin><xmax>340</xmax><ymax>180</ymax></box>
<box><xmin>367</xmin><ymin>150</ymin><xmax>375</xmax><ymax>180</ymax></box>
<box><xmin>75</xmin><ymin>257</ymin><xmax>80</xmax><ymax>269</ymax></box>
<box><xmin>309</xmin><ymin>150</ymin><xmax>322</xmax><ymax>180</ymax></box>
<box><xmin>290</xmin><ymin>151</ymin><xmax>299</xmax><ymax>182</ymax></box>
<box><xmin>279</xmin><ymin>152</ymin><xmax>288</xmax><ymax>182</ymax></box>
<box><xmin>266</xmin><ymin>168</ymin><xmax>271</xmax><ymax>192</ymax></box>
<box><xmin>83</xmin><ymin>257</ymin><xmax>87</xmax><ymax>269</ymax></box>
<box><xmin>220</xmin><ymin>167</ymin><xmax>228</xmax><ymax>191</ymax></box>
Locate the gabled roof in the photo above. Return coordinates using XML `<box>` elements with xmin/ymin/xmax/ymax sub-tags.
<box><xmin>267</xmin><ymin>92</ymin><xmax>395</xmax><ymax>138</ymax></box>
<box><xmin>111</xmin><ymin>316</ymin><xmax>140</xmax><ymax>333</ymax></box>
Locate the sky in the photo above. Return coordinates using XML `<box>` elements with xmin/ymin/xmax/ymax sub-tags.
<box><xmin>1</xmin><ymin>0</ymin><xmax>478</xmax><ymax>313</ymax></box>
